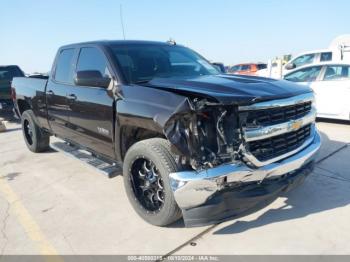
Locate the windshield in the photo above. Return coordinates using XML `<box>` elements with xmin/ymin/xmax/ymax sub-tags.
<box><xmin>291</xmin><ymin>54</ymin><xmax>315</xmax><ymax>68</ymax></box>
<box><xmin>111</xmin><ymin>44</ymin><xmax>220</xmax><ymax>84</ymax></box>
<box><xmin>0</xmin><ymin>66</ymin><xmax>23</xmax><ymax>81</ymax></box>
<box><xmin>284</xmin><ymin>66</ymin><xmax>322</xmax><ymax>82</ymax></box>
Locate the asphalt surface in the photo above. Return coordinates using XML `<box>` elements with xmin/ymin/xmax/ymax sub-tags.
<box><xmin>0</xmin><ymin>118</ymin><xmax>349</xmax><ymax>255</ymax></box>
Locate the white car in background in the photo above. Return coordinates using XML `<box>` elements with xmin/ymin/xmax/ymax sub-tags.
<box><xmin>281</xmin><ymin>35</ymin><xmax>350</xmax><ymax>78</ymax></box>
<box><xmin>283</xmin><ymin>49</ymin><xmax>333</xmax><ymax>73</ymax></box>
<box><xmin>284</xmin><ymin>62</ymin><xmax>350</xmax><ymax>121</ymax></box>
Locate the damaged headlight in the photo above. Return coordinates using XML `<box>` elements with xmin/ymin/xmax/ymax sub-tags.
<box><xmin>164</xmin><ymin>104</ymin><xmax>242</xmax><ymax>170</ymax></box>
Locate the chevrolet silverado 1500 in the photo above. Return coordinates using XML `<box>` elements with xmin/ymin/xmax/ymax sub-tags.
<box><xmin>12</xmin><ymin>40</ymin><xmax>321</xmax><ymax>227</ymax></box>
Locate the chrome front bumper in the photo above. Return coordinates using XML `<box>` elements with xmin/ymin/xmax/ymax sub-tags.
<box><xmin>169</xmin><ymin>130</ymin><xmax>321</xmax><ymax>210</ymax></box>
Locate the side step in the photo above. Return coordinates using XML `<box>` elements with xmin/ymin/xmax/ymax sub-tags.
<box><xmin>50</xmin><ymin>141</ymin><xmax>122</xmax><ymax>178</ymax></box>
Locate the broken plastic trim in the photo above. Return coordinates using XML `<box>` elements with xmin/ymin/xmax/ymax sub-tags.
<box><xmin>163</xmin><ymin>98</ymin><xmax>241</xmax><ymax>170</ymax></box>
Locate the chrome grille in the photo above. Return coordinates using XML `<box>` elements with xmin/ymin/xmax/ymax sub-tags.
<box><xmin>247</xmin><ymin>124</ymin><xmax>312</xmax><ymax>161</ymax></box>
<box><xmin>238</xmin><ymin>93</ymin><xmax>316</xmax><ymax>167</ymax></box>
<box><xmin>244</xmin><ymin>101</ymin><xmax>312</xmax><ymax>127</ymax></box>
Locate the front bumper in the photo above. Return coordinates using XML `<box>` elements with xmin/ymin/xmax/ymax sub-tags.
<box><xmin>169</xmin><ymin>130</ymin><xmax>321</xmax><ymax>227</ymax></box>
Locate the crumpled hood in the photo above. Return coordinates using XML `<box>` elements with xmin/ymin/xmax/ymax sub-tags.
<box><xmin>142</xmin><ymin>74</ymin><xmax>312</xmax><ymax>105</ymax></box>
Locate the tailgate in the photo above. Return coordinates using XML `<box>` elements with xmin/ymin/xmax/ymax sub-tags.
<box><xmin>0</xmin><ymin>80</ymin><xmax>11</xmax><ymax>99</ymax></box>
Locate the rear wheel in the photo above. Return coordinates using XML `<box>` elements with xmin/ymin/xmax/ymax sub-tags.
<box><xmin>21</xmin><ymin>110</ymin><xmax>50</xmax><ymax>152</ymax></box>
<box><xmin>123</xmin><ymin>138</ymin><xmax>182</xmax><ymax>226</ymax></box>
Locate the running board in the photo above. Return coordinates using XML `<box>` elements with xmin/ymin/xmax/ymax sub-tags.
<box><xmin>50</xmin><ymin>141</ymin><xmax>122</xmax><ymax>178</ymax></box>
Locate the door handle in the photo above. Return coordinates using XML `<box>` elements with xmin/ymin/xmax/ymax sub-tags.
<box><xmin>67</xmin><ymin>94</ymin><xmax>77</xmax><ymax>101</ymax></box>
<box><xmin>47</xmin><ymin>90</ymin><xmax>54</xmax><ymax>95</ymax></box>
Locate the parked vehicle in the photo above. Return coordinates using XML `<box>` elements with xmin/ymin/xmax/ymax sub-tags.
<box><xmin>12</xmin><ymin>40</ymin><xmax>321</xmax><ymax>227</ymax></box>
<box><xmin>229</xmin><ymin>63</ymin><xmax>267</xmax><ymax>76</ymax></box>
<box><xmin>283</xmin><ymin>35</ymin><xmax>350</xmax><ymax>76</ymax></box>
<box><xmin>284</xmin><ymin>49</ymin><xmax>334</xmax><ymax>72</ymax></box>
<box><xmin>284</xmin><ymin>62</ymin><xmax>350</xmax><ymax>121</ymax></box>
<box><xmin>0</xmin><ymin>65</ymin><xmax>25</xmax><ymax>111</ymax></box>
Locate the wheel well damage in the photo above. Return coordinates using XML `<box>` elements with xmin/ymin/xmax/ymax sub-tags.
<box><xmin>120</xmin><ymin>126</ymin><xmax>165</xmax><ymax>159</ymax></box>
<box><xmin>17</xmin><ymin>99</ymin><xmax>31</xmax><ymax>115</ymax></box>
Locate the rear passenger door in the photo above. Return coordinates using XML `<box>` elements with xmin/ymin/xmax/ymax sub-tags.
<box><xmin>65</xmin><ymin>46</ymin><xmax>115</xmax><ymax>158</ymax></box>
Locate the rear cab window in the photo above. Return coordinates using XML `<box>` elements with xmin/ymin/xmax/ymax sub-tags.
<box><xmin>0</xmin><ymin>66</ymin><xmax>24</xmax><ymax>81</ymax></box>
<box><xmin>54</xmin><ymin>48</ymin><xmax>76</xmax><ymax>84</ymax></box>
<box><xmin>320</xmin><ymin>52</ymin><xmax>333</xmax><ymax>62</ymax></box>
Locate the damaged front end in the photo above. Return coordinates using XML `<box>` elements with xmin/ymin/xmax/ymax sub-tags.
<box><xmin>164</xmin><ymin>98</ymin><xmax>242</xmax><ymax>170</ymax></box>
<box><xmin>163</xmin><ymin>93</ymin><xmax>321</xmax><ymax>227</ymax></box>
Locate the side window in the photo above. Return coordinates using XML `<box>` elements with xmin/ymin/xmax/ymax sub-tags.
<box><xmin>76</xmin><ymin>47</ymin><xmax>110</xmax><ymax>79</ymax></box>
<box><xmin>231</xmin><ymin>65</ymin><xmax>241</xmax><ymax>71</ymax></box>
<box><xmin>284</xmin><ymin>66</ymin><xmax>322</xmax><ymax>82</ymax></box>
<box><xmin>320</xmin><ymin>52</ymin><xmax>332</xmax><ymax>62</ymax></box>
<box><xmin>323</xmin><ymin>66</ymin><xmax>350</xmax><ymax>81</ymax></box>
<box><xmin>54</xmin><ymin>49</ymin><xmax>75</xmax><ymax>83</ymax></box>
<box><xmin>257</xmin><ymin>64</ymin><xmax>267</xmax><ymax>70</ymax></box>
<box><xmin>241</xmin><ymin>65</ymin><xmax>250</xmax><ymax>71</ymax></box>
<box><xmin>292</xmin><ymin>54</ymin><xmax>315</xmax><ymax>68</ymax></box>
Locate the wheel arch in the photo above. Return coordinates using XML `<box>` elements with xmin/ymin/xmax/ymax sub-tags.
<box><xmin>118</xmin><ymin>125</ymin><xmax>166</xmax><ymax>161</ymax></box>
<box><xmin>17</xmin><ymin>99</ymin><xmax>31</xmax><ymax>116</ymax></box>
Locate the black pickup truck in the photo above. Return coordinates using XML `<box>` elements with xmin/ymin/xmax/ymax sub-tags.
<box><xmin>0</xmin><ymin>65</ymin><xmax>25</xmax><ymax>112</ymax></box>
<box><xmin>12</xmin><ymin>40</ymin><xmax>321</xmax><ymax>227</ymax></box>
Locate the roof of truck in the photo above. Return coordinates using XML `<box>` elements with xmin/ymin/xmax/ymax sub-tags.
<box><xmin>60</xmin><ymin>40</ymin><xmax>174</xmax><ymax>49</ymax></box>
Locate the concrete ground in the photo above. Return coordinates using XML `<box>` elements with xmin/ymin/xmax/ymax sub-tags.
<box><xmin>0</xmin><ymin>119</ymin><xmax>349</xmax><ymax>255</ymax></box>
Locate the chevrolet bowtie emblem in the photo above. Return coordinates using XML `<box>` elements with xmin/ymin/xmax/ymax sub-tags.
<box><xmin>291</xmin><ymin>120</ymin><xmax>302</xmax><ymax>131</ymax></box>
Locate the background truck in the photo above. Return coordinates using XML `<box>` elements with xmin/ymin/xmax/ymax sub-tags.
<box><xmin>0</xmin><ymin>65</ymin><xmax>25</xmax><ymax>112</ymax></box>
<box><xmin>12</xmin><ymin>40</ymin><xmax>321</xmax><ymax>227</ymax></box>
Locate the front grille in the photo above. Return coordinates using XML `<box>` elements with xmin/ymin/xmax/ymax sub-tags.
<box><xmin>247</xmin><ymin>124</ymin><xmax>312</xmax><ymax>162</ymax></box>
<box><xmin>244</xmin><ymin>101</ymin><xmax>312</xmax><ymax>127</ymax></box>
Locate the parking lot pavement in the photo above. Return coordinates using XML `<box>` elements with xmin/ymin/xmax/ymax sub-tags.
<box><xmin>0</xmin><ymin>120</ymin><xmax>349</xmax><ymax>255</ymax></box>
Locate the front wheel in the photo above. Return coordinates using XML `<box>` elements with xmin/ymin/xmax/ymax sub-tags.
<box><xmin>21</xmin><ymin>110</ymin><xmax>50</xmax><ymax>153</ymax></box>
<box><xmin>122</xmin><ymin>138</ymin><xmax>182</xmax><ymax>226</ymax></box>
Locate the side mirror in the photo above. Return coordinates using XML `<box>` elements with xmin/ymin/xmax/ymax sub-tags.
<box><xmin>74</xmin><ymin>70</ymin><xmax>111</xmax><ymax>88</ymax></box>
<box><xmin>285</xmin><ymin>63</ymin><xmax>296</xmax><ymax>70</ymax></box>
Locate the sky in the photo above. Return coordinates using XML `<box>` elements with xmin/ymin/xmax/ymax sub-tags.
<box><xmin>1</xmin><ymin>0</ymin><xmax>349</xmax><ymax>73</ymax></box>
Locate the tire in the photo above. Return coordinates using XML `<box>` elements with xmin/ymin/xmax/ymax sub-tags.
<box><xmin>21</xmin><ymin>110</ymin><xmax>50</xmax><ymax>153</ymax></box>
<box><xmin>123</xmin><ymin>138</ymin><xmax>182</xmax><ymax>226</ymax></box>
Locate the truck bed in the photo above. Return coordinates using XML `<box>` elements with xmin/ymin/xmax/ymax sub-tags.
<box><xmin>12</xmin><ymin>77</ymin><xmax>48</xmax><ymax>97</ymax></box>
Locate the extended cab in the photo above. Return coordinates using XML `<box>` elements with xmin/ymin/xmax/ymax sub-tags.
<box><xmin>12</xmin><ymin>41</ymin><xmax>321</xmax><ymax>227</ymax></box>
